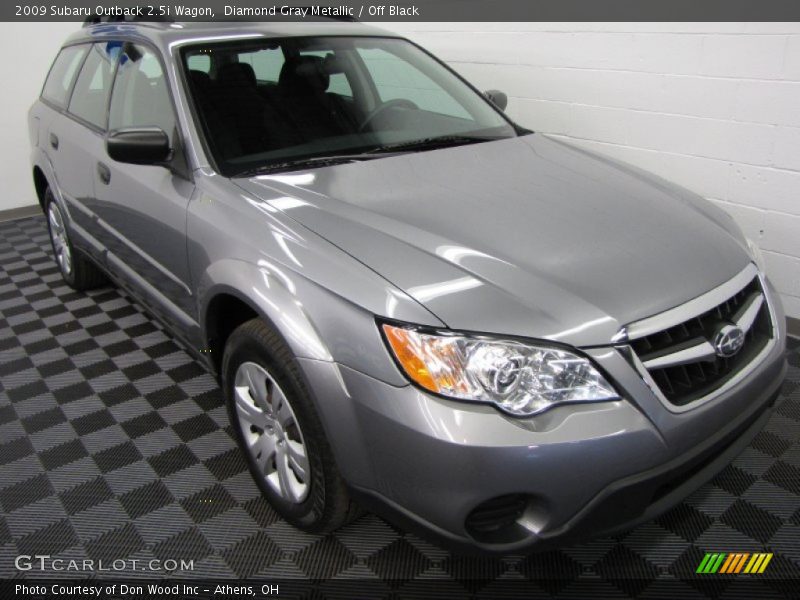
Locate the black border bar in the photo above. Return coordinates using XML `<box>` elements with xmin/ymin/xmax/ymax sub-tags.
<box><xmin>6</xmin><ymin>0</ymin><xmax>800</xmax><ymax>22</ymax></box>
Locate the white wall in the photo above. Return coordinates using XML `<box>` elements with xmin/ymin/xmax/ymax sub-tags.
<box><xmin>389</xmin><ymin>23</ymin><xmax>800</xmax><ymax>319</ymax></box>
<box><xmin>0</xmin><ymin>23</ymin><xmax>76</xmax><ymax>211</ymax></box>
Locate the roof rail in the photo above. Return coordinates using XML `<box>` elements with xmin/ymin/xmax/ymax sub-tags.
<box><xmin>83</xmin><ymin>13</ymin><xmax>175</xmax><ymax>27</ymax></box>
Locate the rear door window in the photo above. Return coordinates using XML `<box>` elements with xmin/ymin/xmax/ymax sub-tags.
<box><xmin>41</xmin><ymin>45</ymin><xmax>88</xmax><ymax>108</ymax></box>
<box><xmin>68</xmin><ymin>42</ymin><xmax>121</xmax><ymax>129</ymax></box>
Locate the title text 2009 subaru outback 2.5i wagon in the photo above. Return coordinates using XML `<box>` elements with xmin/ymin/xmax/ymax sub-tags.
<box><xmin>29</xmin><ymin>18</ymin><xmax>786</xmax><ymax>552</ymax></box>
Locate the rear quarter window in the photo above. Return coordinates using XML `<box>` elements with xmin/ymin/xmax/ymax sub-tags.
<box><xmin>42</xmin><ymin>45</ymin><xmax>88</xmax><ymax>108</ymax></box>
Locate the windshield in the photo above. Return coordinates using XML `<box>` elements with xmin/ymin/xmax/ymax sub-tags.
<box><xmin>179</xmin><ymin>36</ymin><xmax>518</xmax><ymax>176</ymax></box>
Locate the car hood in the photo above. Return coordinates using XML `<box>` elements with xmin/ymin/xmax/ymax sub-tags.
<box><xmin>234</xmin><ymin>134</ymin><xmax>751</xmax><ymax>347</ymax></box>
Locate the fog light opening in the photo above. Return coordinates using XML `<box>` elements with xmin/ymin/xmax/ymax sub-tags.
<box><xmin>465</xmin><ymin>494</ymin><xmax>547</xmax><ymax>544</ymax></box>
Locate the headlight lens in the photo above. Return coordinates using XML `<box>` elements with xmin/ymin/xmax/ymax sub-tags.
<box><xmin>746</xmin><ymin>237</ymin><xmax>766</xmax><ymax>272</ymax></box>
<box><xmin>381</xmin><ymin>323</ymin><xmax>619</xmax><ymax>416</ymax></box>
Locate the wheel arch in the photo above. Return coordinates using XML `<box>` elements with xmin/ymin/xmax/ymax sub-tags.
<box><xmin>199</xmin><ymin>260</ymin><xmax>334</xmax><ymax>380</ymax></box>
<box><xmin>30</xmin><ymin>151</ymin><xmax>70</xmax><ymax>218</ymax></box>
<box><xmin>202</xmin><ymin>288</ymin><xmax>261</xmax><ymax>376</ymax></box>
<box><xmin>32</xmin><ymin>166</ymin><xmax>49</xmax><ymax>213</ymax></box>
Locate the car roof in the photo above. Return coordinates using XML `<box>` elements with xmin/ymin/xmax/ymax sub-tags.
<box><xmin>64</xmin><ymin>20</ymin><xmax>401</xmax><ymax>53</ymax></box>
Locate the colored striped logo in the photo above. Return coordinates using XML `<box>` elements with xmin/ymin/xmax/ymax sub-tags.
<box><xmin>696</xmin><ymin>552</ymin><xmax>773</xmax><ymax>574</ymax></box>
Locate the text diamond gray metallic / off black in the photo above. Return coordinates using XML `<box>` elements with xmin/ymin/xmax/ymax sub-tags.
<box><xmin>26</xmin><ymin>18</ymin><xmax>787</xmax><ymax>552</ymax></box>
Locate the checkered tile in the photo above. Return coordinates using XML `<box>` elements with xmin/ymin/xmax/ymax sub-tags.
<box><xmin>1</xmin><ymin>216</ymin><xmax>799</xmax><ymax>597</ymax></box>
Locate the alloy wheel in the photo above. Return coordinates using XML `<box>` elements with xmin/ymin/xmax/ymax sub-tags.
<box><xmin>233</xmin><ymin>361</ymin><xmax>310</xmax><ymax>503</ymax></box>
<box><xmin>48</xmin><ymin>203</ymin><xmax>72</xmax><ymax>277</ymax></box>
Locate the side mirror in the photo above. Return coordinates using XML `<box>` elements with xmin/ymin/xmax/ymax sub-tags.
<box><xmin>484</xmin><ymin>89</ymin><xmax>508</xmax><ymax>111</ymax></box>
<box><xmin>106</xmin><ymin>127</ymin><xmax>171</xmax><ymax>165</ymax></box>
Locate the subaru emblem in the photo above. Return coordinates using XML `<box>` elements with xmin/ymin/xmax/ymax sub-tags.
<box><xmin>713</xmin><ymin>324</ymin><xmax>746</xmax><ymax>358</ymax></box>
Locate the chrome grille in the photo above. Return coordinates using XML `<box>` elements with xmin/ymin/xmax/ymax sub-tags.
<box><xmin>628</xmin><ymin>274</ymin><xmax>773</xmax><ymax>407</ymax></box>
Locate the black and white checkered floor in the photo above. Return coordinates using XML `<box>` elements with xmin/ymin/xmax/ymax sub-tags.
<box><xmin>1</xmin><ymin>215</ymin><xmax>799</xmax><ymax>598</ymax></box>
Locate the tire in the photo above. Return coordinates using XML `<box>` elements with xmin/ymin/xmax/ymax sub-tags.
<box><xmin>222</xmin><ymin>318</ymin><xmax>360</xmax><ymax>532</ymax></box>
<box><xmin>45</xmin><ymin>188</ymin><xmax>107</xmax><ymax>291</ymax></box>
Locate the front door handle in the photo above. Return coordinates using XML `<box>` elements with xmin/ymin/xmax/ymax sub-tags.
<box><xmin>49</xmin><ymin>133</ymin><xmax>59</xmax><ymax>150</ymax></box>
<box><xmin>97</xmin><ymin>162</ymin><xmax>111</xmax><ymax>185</ymax></box>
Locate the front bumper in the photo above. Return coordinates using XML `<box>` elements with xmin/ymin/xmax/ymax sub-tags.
<box><xmin>297</xmin><ymin>291</ymin><xmax>788</xmax><ymax>553</ymax></box>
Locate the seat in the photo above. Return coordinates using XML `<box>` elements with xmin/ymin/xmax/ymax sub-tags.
<box><xmin>209</xmin><ymin>62</ymin><xmax>273</xmax><ymax>155</ymax></box>
<box><xmin>188</xmin><ymin>69</ymin><xmax>213</xmax><ymax>96</ymax></box>
<box><xmin>218</xmin><ymin>61</ymin><xmax>257</xmax><ymax>88</ymax></box>
<box><xmin>188</xmin><ymin>69</ymin><xmax>241</xmax><ymax>159</ymax></box>
<box><xmin>277</xmin><ymin>56</ymin><xmax>355</xmax><ymax>141</ymax></box>
<box><xmin>212</xmin><ymin>62</ymin><xmax>306</xmax><ymax>156</ymax></box>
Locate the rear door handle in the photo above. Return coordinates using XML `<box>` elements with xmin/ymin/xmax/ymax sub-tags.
<box><xmin>49</xmin><ymin>133</ymin><xmax>59</xmax><ymax>150</ymax></box>
<box><xmin>97</xmin><ymin>162</ymin><xmax>111</xmax><ymax>185</ymax></box>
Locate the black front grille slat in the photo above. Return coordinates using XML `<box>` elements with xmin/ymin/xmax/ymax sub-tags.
<box><xmin>694</xmin><ymin>316</ymin><xmax>704</xmax><ymax>334</ymax></box>
<box><xmin>631</xmin><ymin>277</ymin><xmax>772</xmax><ymax>406</ymax></box>
<box><xmin>676</xmin><ymin>365</ymin><xmax>691</xmax><ymax>390</ymax></box>
<box><xmin>692</xmin><ymin>362</ymin><xmax>707</xmax><ymax>383</ymax></box>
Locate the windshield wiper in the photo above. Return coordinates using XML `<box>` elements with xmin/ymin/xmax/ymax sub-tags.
<box><xmin>363</xmin><ymin>134</ymin><xmax>501</xmax><ymax>154</ymax></box>
<box><xmin>233</xmin><ymin>153</ymin><xmax>389</xmax><ymax>177</ymax></box>
<box><xmin>232</xmin><ymin>136</ymin><xmax>498</xmax><ymax>177</ymax></box>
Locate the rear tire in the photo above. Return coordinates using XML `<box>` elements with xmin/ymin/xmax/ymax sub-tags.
<box><xmin>45</xmin><ymin>188</ymin><xmax>106</xmax><ymax>291</ymax></box>
<box><xmin>222</xmin><ymin>318</ymin><xmax>360</xmax><ymax>532</ymax></box>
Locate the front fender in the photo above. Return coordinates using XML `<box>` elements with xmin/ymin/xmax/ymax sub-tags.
<box><xmin>30</xmin><ymin>147</ymin><xmax>60</xmax><ymax>208</ymax></box>
<box><xmin>199</xmin><ymin>258</ymin><xmax>331</xmax><ymax>362</ymax></box>
<box><xmin>199</xmin><ymin>258</ymin><xmax>429</xmax><ymax>488</ymax></box>
<box><xmin>198</xmin><ymin>257</ymin><xmax>423</xmax><ymax>386</ymax></box>
<box><xmin>190</xmin><ymin>173</ymin><xmax>445</xmax><ymax>384</ymax></box>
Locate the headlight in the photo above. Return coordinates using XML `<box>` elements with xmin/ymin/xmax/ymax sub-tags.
<box><xmin>380</xmin><ymin>322</ymin><xmax>619</xmax><ymax>417</ymax></box>
<box><xmin>746</xmin><ymin>237</ymin><xmax>766</xmax><ymax>272</ymax></box>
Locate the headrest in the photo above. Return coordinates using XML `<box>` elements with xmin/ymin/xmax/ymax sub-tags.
<box><xmin>218</xmin><ymin>62</ymin><xmax>256</xmax><ymax>87</ymax></box>
<box><xmin>323</xmin><ymin>53</ymin><xmax>345</xmax><ymax>74</ymax></box>
<box><xmin>189</xmin><ymin>69</ymin><xmax>211</xmax><ymax>88</ymax></box>
<box><xmin>278</xmin><ymin>56</ymin><xmax>329</xmax><ymax>93</ymax></box>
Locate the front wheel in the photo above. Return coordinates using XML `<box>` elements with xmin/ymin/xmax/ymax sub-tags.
<box><xmin>222</xmin><ymin>318</ymin><xmax>360</xmax><ymax>532</ymax></box>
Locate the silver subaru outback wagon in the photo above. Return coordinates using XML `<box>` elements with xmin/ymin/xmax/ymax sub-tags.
<box><xmin>28</xmin><ymin>18</ymin><xmax>787</xmax><ymax>552</ymax></box>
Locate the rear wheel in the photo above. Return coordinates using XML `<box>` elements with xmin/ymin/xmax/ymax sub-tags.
<box><xmin>222</xmin><ymin>318</ymin><xmax>360</xmax><ymax>532</ymax></box>
<box><xmin>45</xmin><ymin>188</ymin><xmax>106</xmax><ymax>291</ymax></box>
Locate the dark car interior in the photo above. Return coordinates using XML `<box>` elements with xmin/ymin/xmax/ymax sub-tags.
<box><xmin>186</xmin><ymin>46</ymin><xmax>368</xmax><ymax>163</ymax></box>
<box><xmin>180</xmin><ymin>36</ymin><xmax>517</xmax><ymax>176</ymax></box>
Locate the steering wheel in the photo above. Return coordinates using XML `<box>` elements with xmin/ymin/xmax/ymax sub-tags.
<box><xmin>358</xmin><ymin>98</ymin><xmax>419</xmax><ymax>132</ymax></box>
